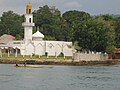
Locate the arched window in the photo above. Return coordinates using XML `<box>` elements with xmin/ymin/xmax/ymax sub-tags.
<box><xmin>29</xmin><ymin>18</ymin><xmax>31</xmax><ymax>23</ymax></box>
<box><xmin>29</xmin><ymin>9</ymin><xmax>31</xmax><ymax>14</ymax></box>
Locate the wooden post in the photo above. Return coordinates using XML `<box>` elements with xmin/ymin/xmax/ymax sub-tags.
<box><xmin>1</xmin><ymin>53</ymin><xmax>2</xmax><ymax>57</ymax></box>
<box><xmin>8</xmin><ymin>49</ymin><xmax>9</xmax><ymax>57</ymax></box>
<box><xmin>15</xmin><ymin>48</ymin><xmax>18</xmax><ymax>57</ymax></box>
<box><xmin>30</xmin><ymin>54</ymin><xmax>32</xmax><ymax>58</ymax></box>
<box><xmin>64</xmin><ymin>55</ymin><xmax>65</xmax><ymax>59</ymax></box>
<box><xmin>55</xmin><ymin>52</ymin><xmax>57</xmax><ymax>58</ymax></box>
<box><xmin>39</xmin><ymin>55</ymin><xmax>40</xmax><ymax>58</ymax></box>
<box><xmin>55</xmin><ymin>55</ymin><xmax>57</xmax><ymax>59</ymax></box>
<box><xmin>47</xmin><ymin>54</ymin><xmax>49</xmax><ymax>58</ymax></box>
<box><xmin>23</xmin><ymin>55</ymin><xmax>24</xmax><ymax>58</ymax></box>
<box><xmin>23</xmin><ymin>50</ymin><xmax>25</xmax><ymax>58</ymax></box>
<box><xmin>0</xmin><ymin>48</ymin><xmax>2</xmax><ymax>57</ymax></box>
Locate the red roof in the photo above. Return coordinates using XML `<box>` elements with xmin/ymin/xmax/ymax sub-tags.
<box><xmin>116</xmin><ymin>48</ymin><xmax>120</xmax><ymax>53</ymax></box>
<box><xmin>0</xmin><ymin>34</ymin><xmax>15</xmax><ymax>44</ymax></box>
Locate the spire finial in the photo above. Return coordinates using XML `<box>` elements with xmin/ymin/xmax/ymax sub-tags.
<box><xmin>26</xmin><ymin>2</ymin><xmax>32</xmax><ymax>14</ymax></box>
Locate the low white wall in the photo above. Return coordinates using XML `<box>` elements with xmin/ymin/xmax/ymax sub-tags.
<box><xmin>73</xmin><ymin>53</ymin><xmax>108</xmax><ymax>61</ymax></box>
<box><xmin>8</xmin><ymin>40</ymin><xmax>73</xmax><ymax>56</ymax></box>
<box><xmin>45</xmin><ymin>41</ymin><xmax>73</xmax><ymax>56</ymax></box>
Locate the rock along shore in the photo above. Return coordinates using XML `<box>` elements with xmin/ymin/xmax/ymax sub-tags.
<box><xmin>0</xmin><ymin>58</ymin><xmax>120</xmax><ymax>66</ymax></box>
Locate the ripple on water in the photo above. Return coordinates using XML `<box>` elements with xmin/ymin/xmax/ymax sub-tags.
<box><xmin>0</xmin><ymin>65</ymin><xmax>120</xmax><ymax>90</ymax></box>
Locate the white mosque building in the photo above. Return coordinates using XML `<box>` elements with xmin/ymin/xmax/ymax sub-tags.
<box><xmin>0</xmin><ymin>3</ymin><xmax>73</xmax><ymax>57</ymax></box>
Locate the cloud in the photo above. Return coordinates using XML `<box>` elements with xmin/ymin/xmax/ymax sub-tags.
<box><xmin>64</xmin><ymin>1</ymin><xmax>82</xmax><ymax>8</ymax></box>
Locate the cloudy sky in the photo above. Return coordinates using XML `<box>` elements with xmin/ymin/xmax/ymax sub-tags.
<box><xmin>0</xmin><ymin>0</ymin><xmax>120</xmax><ymax>16</ymax></box>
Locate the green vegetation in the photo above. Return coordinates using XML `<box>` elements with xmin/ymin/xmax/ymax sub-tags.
<box><xmin>0</xmin><ymin>11</ymin><xmax>24</xmax><ymax>39</ymax></box>
<box><xmin>0</xmin><ymin>5</ymin><xmax>120</xmax><ymax>54</ymax></box>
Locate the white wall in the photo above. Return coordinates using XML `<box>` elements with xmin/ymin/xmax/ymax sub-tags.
<box><xmin>35</xmin><ymin>43</ymin><xmax>44</xmax><ymax>55</ymax></box>
<box><xmin>56</xmin><ymin>44</ymin><xmax>62</xmax><ymax>56</ymax></box>
<box><xmin>11</xmin><ymin>40</ymin><xmax>73</xmax><ymax>56</ymax></box>
<box><xmin>45</xmin><ymin>41</ymin><xmax>57</xmax><ymax>56</ymax></box>
<box><xmin>63</xmin><ymin>46</ymin><xmax>73</xmax><ymax>56</ymax></box>
<box><xmin>32</xmin><ymin>37</ymin><xmax>43</xmax><ymax>41</ymax></box>
<box><xmin>25</xmin><ymin>14</ymin><xmax>33</xmax><ymax>23</ymax></box>
<box><xmin>25</xmin><ymin>43</ymin><xmax>34</xmax><ymax>55</ymax></box>
<box><xmin>73</xmin><ymin>53</ymin><xmax>108</xmax><ymax>61</ymax></box>
<box><xmin>45</xmin><ymin>41</ymin><xmax>73</xmax><ymax>56</ymax></box>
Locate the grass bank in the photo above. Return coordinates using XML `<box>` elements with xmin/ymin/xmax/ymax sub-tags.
<box><xmin>0</xmin><ymin>58</ymin><xmax>120</xmax><ymax>66</ymax></box>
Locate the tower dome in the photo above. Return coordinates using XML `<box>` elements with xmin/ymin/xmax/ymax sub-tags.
<box><xmin>32</xmin><ymin>31</ymin><xmax>44</xmax><ymax>41</ymax></box>
<box><xmin>26</xmin><ymin>2</ymin><xmax>32</xmax><ymax>14</ymax></box>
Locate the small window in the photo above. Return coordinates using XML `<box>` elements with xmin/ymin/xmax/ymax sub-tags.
<box><xmin>29</xmin><ymin>9</ymin><xmax>31</xmax><ymax>14</ymax></box>
<box><xmin>29</xmin><ymin>18</ymin><xmax>31</xmax><ymax>23</ymax></box>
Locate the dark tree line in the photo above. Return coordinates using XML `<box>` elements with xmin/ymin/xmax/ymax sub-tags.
<box><xmin>0</xmin><ymin>5</ymin><xmax>120</xmax><ymax>54</ymax></box>
<box><xmin>0</xmin><ymin>11</ymin><xmax>24</xmax><ymax>40</ymax></box>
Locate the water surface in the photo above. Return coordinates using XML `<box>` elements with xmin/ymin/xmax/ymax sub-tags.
<box><xmin>0</xmin><ymin>64</ymin><xmax>120</xmax><ymax>90</ymax></box>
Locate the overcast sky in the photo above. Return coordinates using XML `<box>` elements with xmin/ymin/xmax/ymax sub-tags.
<box><xmin>0</xmin><ymin>0</ymin><xmax>120</xmax><ymax>16</ymax></box>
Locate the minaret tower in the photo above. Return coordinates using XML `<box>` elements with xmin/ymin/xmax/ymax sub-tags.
<box><xmin>22</xmin><ymin>2</ymin><xmax>35</xmax><ymax>44</ymax></box>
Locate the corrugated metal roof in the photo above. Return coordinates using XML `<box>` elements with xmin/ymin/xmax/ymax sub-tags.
<box><xmin>0</xmin><ymin>34</ymin><xmax>15</xmax><ymax>44</ymax></box>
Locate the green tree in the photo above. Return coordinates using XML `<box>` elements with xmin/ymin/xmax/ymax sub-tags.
<box><xmin>62</xmin><ymin>10</ymin><xmax>91</xmax><ymax>41</ymax></box>
<box><xmin>33</xmin><ymin>5</ymin><xmax>58</xmax><ymax>40</ymax></box>
<box><xmin>33</xmin><ymin>5</ymin><xmax>71</xmax><ymax>41</ymax></box>
<box><xmin>0</xmin><ymin>11</ymin><xmax>23</xmax><ymax>39</ymax></box>
<box><xmin>114</xmin><ymin>17</ymin><xmax>120</xmax><ymax>48</ymax></box>
<box><xmin>73</xmin><ymin>18</ymin><xmax>115</xmax><ymax>53</ymax></box>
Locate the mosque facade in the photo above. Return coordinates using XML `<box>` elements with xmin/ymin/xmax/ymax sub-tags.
<box><xmin>0</xmin><ymin>3</ymin><xmax>73</xmax><ymax>57</ymax></box>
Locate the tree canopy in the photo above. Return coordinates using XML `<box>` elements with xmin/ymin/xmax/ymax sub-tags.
<box><xmin>0</xmin><ymin>5</ymin><xmax>120</xmax><ymax>54</ymax></box>
<box><xmin>0</xmin><ymin>11</ymin><xmax>23</xmax><ymax>40</ymax></box>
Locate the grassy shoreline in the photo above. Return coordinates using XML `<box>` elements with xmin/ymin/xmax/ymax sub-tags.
<box><xmin>0</xmin><ymin>58</ymin><xmax>120</xmax><ymax>66</ymax></box>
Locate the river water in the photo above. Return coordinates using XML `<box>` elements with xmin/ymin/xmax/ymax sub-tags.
<box><xmin>0</xmin><ymin>64</ymin><xmax>120</xmax><ymax>90</ymax></box>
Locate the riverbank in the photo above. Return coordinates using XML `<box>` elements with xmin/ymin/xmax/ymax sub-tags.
<box><xmin>0</xmin><ymin>58</ymin><xmax>120</xmax><ymax>65</ymax></box>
